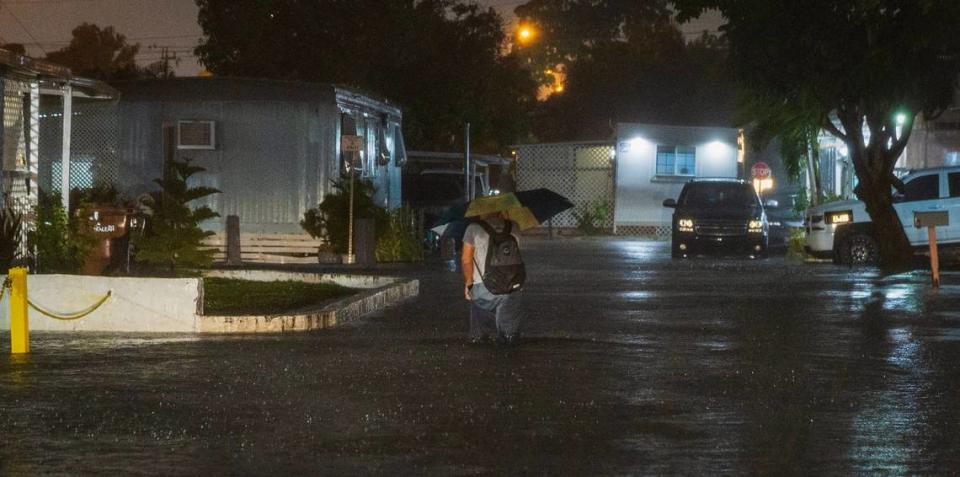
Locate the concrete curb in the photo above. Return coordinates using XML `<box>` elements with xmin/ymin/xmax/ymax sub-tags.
<box><xmin>199</xmin><ymin>271</ymin><xmax>419</xmax><ymax>334</ymax></box>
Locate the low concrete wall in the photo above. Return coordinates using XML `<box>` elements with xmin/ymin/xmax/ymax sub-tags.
<box><xmin>0</xmin><ymin>275</ymin><xmax>201</xmax><ymax>333</ymax></box>
<box><xmin>202</xmin><ymin>269</ymin><xmax>401</xmax><ymax>289</ymax></box>
<box><xmin>199</xmin><ymin>271</ymin><xmax>419</xmax><ymax>333</ymax></box>
<box><xmin>0</xmin><ymin>271</ymin><xmax>418</xmax><ymax>334</ymax></box>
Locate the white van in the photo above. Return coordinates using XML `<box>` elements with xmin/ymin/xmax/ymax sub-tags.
<box><xmin>804</xmin><ymin>166</ymin><xmax>960</xmax><ymax>264</ymax></box>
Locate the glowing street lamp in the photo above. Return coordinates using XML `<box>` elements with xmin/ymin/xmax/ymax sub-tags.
<box><xmin>517</xmin><ymin>24</ymin><xmax>536</xmax><ymax>44</ymax></box>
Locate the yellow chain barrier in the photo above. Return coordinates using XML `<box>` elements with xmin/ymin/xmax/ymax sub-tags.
<box><xmin>26</xmin><ymin>291</ymin><xmax>112</xmax><ymax>321</ymax></box>
<box><xmin>0</xmin><ymin>275</ymin><xmax>112</xmax><ymax>321</ymax></box>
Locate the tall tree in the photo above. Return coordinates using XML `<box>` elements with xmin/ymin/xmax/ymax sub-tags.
<box><xmin>45</xmin><ymin>23</ymin><xmax>142</xmax><ymax>80</ymax></box>
<box><xmin>195</xmin><ymin>0</ymin><xmax>536</xmax><ymax>152</ymax></box>
<box><xmin>513</xmin><ymin>0</ymin><xmax>674</xmax><ymax>87</ymax></box>
<box><xmin>530</xmin><ymin>30</ymin><xmax>735</xmax><ymax>141</ymax></box>
<box><xmin>676</xmin><ymin>0</ymin><xmax>960</xmax><ymax>269</ymax></box>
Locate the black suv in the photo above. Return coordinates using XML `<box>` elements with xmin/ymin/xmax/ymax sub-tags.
<box><xmin>662</xmin><ymin>179</ymin><xmax>769</xmax><ymax>259</ymax></box>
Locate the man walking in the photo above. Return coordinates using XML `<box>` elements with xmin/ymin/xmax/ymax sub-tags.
<box><xmin>461</xmin><ymin>212</ymin><xmax>524</xmax><ymax>346</ymax></box>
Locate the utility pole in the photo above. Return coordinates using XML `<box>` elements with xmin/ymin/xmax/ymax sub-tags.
<box><xmin>464</xmin><ymin>123</ymin><xmax>471</xmax><ymax>201</ymax></box>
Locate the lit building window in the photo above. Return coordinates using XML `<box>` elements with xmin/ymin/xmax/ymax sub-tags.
<box><xmin>656</xmin><ymin>145</ymin><xmax>696</xmax><ymax>176</ymax></box>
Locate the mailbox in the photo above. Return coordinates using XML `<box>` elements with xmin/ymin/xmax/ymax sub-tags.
<box><xmin>914</xmin><ymin>210</ymin><xmax>949</xmax><ymax>228</ymax></box>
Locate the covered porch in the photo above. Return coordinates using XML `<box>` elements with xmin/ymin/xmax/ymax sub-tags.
<box><xmin>0</xmin><ymin>48</ymin><xmax>117</xmax><ymax>220</ymax></box>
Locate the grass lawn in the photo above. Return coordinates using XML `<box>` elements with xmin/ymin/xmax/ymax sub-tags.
<box><xmin>203</xmin><ymin>278</ymin><xmax>357</xmax><ymax>316</ymax></box>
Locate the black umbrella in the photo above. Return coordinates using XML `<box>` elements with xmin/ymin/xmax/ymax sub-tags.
<box><xmin>432</xmin><ymin>188</ymin><xmax>574</xmax><ymax>239</ymax></box>
<box><xmin>514</xmin><ymin>188</ymin><xmax>575</xmax><ymax>223</ymax></box>
<box><xmin>429</xmin><ymin>201</ymin><xmax>474</xmax><ymax>240</ymax></box>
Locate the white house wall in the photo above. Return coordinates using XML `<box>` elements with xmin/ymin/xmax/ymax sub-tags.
<box><xmin>614</xmin><ymin>123</ymin><xmax>739</xmax><ymax>233</ymax></box>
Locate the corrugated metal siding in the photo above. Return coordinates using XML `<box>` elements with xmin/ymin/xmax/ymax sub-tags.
<box><xmin>215</xmin><ymin>101</ymin><xmax>313</xmax><ymax>233</ymax></box>
<box><xmin>116</xmin><ymin>87</ymin><xmax>404</xmax><ymax>235</ymax></box>
<box><xmin>117</xmin><ymin>100</ymin><xmax>165</xmax><ymax>194</ymax></box>
<box><xmin>119</xmin><ymin>100</ymin><xmax>334</xmax><ymax>234</ymax></box>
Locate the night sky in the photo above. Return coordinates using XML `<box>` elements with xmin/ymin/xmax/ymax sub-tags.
<box><xmin>0</xmin><ymin>0</ymin><xmax>721</xmax><ymax>77</ymax></box>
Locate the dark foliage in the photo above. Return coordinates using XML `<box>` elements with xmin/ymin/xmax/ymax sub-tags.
<box><xmin>301</xmin><ymin>177</ymin><xmax>388</xmax><ymax>255</ymax></box>
<box><xmin>531</xmin><ymin>34</ymin><xmax>735</xmax><ymax>141</ymax></box>
<box><xmin>675</xmin><ymin>0</ymin><xmax>960</xmax><ymax>269</ymax></box>
<box><xmin>45</xmin><ymin>23</ymin><xmax>142</xmax><ymax>80</ymax></box>
<box><xmin>195</xmin><ymin>0</ymin><xmax>536</xmax><ymax>152</ymax></box>
<box><xmin>514</xmin><ymin>1</ymin><xmax>735</xmax><ymax>140</ymax></box>
<box><xmin>0</xmin><ymin>208</ymin><xmax>23</xmax><ymax>271</ymax></box>
<box><xmin>29</xmin><ymin>192</ymin><xmax>93</xmax><ymax>274</ymax></box>
<box><xmin>514</xmin><ymin>0</ymin><xmax>675</xmax><ymax>86</ymax></box>
<box><xmin>132</xmin><ymin>159</ymin><xmax>220</xmax><ymax>273</ymax></box>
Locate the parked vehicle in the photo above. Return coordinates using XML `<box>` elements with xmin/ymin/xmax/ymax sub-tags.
<box><xmin>403</xmin><ymin>169</ymin><xmax>490</xmax><ymax>251</ymax></box>
<box><xmin>663</xmin><ymin>179</ymin><xmax>770</xmax><ymax>259</ymax></box>
<box><xmin>765</xmin><ymin>205</ymin><xmax>802</xmax><ymax>252</ymax></box>
<box><xmin>804</xmin><ymin>166</ymin><xmax>960</xmax><ymax>265</ymax></box>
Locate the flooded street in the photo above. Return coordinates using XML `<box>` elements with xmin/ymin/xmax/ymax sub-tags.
<box><xmin>3</xmin><ymin>238</ymin><xmax>960</xmax><ymax>474</ymax></box>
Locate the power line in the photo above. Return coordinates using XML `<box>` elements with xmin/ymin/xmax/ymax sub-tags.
<box><xmin>11</xmin><ymin>34</ymin><xmax>200</xmax><ymax>47</ymax></box>
<box><xmin>1</xmin><ymin>0</ymin><xmax>193</xmax><ymax>4</ymax></box>
<box><xmin>0</xmin><ymin>0</ymin><xmax>46</xmax><ymax>54</ymax></box>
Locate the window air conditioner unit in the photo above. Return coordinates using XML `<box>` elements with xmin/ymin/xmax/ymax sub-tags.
<box><xmin>177</xmin><ymin>120</ymin><xmax>216</xmax><ymax>150</ymax></box>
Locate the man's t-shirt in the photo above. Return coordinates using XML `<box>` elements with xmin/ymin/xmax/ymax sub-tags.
<box><xmin>463</xmin><ymin>218</ymin><xmax>521</xmax><ymax>284</ymax></box>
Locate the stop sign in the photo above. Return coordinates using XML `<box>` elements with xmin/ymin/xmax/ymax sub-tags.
<box><xmin>751</xmin><ymin>162</ymin><xmax>772</xmax><ymax>180</ymax></box>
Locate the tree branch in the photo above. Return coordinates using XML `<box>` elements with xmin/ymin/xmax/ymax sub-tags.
<box><xmin>821</xmin><ymin>118</ymin><xmax>848</xmax><ymax>141</ymax></box>
<box><xmin>888</xmin><ymin>120</ymin><xmax>914</xmax><ymax>162</ymax></box>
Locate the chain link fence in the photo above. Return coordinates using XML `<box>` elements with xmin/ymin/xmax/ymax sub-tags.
<box><xmin>38</xmin><ymin>97</ymin><xmax>120</xmax><ymax>197</ymax></box>
<box><xmin>515</xmin><ymin>142</ymin><xmax>615</xmax><ymax>229</ymax></box>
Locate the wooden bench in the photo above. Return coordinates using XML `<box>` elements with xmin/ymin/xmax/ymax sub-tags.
<box><xmin>203</xmin><ymin>233</ymin><xmax>326</xmax><ymax>265</ymax></box>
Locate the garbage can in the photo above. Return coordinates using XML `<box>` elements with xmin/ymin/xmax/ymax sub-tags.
<box><xmin>77</xmin><ymin>204</ymin><xmax>142</xmax><ymax>275</ymax></box>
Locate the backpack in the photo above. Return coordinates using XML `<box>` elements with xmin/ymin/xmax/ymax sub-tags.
<box><xmin>476</xmin><ymin>220</ymin><xmax>526</xmax><ymax>295</ymax></box>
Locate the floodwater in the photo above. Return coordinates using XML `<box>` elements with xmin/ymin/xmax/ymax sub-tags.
<box><xmin>3</xmin><ymin>239</ymin><xmax>960</xmax><ymax>475</ymax></box>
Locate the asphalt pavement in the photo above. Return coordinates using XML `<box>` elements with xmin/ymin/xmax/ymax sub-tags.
<box><xmin>2</xmin><ymin>238</ymin><xmax>960</xmax><ymax>475</ymax></box>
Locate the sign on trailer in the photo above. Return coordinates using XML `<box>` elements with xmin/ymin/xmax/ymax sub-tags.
<box><xmin>341</xmin><ymin>135</ymin><xmax>363</xmax><ymax>153</ymax></box>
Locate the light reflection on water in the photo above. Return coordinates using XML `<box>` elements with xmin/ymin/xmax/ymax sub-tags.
<box><xmin>2</xmin><ymin>240</ymin><xmax>960</xmax><ymax>474</ymax></box>
<box><xmin>29</xmin><ymin>334</ymin><xmax>204</xmax><ymax>351</ymax></box>
<box><xmin>620</xmin><ymin>291</ymin><xmax>654</xmax><ymax>301</ymax></box>
<box><xmin>847</xmin><ymin>290</ymin><xmax>930</xmax><ymax>472</ymax></box>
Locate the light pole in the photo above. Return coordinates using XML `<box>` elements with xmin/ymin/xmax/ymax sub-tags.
<box><xmin>464</xmin><ymin>123</ymin><xmax>471</xmax><ymax>201</ymax></box>
<box><xmin>341</xmin><ymin>134</ymin><xmax>363</xmax><ymax>265</ymax></box>
<box><xmin>345</xmin><ymin>164</ymin><xmax>356</xmax><ymax>264</ymax></box>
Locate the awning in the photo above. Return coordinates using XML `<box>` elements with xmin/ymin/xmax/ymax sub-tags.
<box><xmin>0</xmin><ymin>48</ymin><xmax>118</xmax><ymax>99</ymax></box>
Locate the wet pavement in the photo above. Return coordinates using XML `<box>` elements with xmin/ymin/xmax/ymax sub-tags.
<box><xmin>3</xmin><ymin>238</ymin><xmax>960</xmax><ymax>475</ymax></box>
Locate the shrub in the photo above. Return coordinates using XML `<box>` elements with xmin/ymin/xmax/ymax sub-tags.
<box><xmin>376</xmin><ymin>206</ymin><xmax>423</xmax><ymax>262</ymax></box>
<box><xmin>301</xmin><ymin>176</ymin><xmax>387</xmax><ymax>254</ymax></box>
<box><xmin>29</xmin><ymin>192</ymin><xmax>93</xmax><ymax>273</ymax></box>
<box><xmin>132</xmin><ymin>159</ymin><xmax>220</xmax><ymax>274</ymax></box>
<box><xmin>572</xmin><ymin>200</ymin><xmax>611</xmax><ymax>235</ymax></box>
<box><xmin>0</xmin><ymin>208</ymin><xmax>23</xmax><ymax>271</ymax></box>
<box><xmin>793</xmin><ymin>186</ymin><xmax>810</xmax><ymax>214</ymax></box>
<box><xmin>787</xmin><ymin>227</ymin><xmax>808</xmax><ymax>261</ymax></box>
<box><xmin>71</xmin><ymin>185</ymin><xmax>122</xmax><ymax>213</ymax></box>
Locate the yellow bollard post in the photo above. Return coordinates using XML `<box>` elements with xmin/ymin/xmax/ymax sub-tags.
<box><xmin>9</xmin><ymin>267</ymin><xmax>29</xmax><ymax>354</ymax></box>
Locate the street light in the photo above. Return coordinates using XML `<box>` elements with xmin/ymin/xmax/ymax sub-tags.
<box><xmin>517</xmin><ymin>24</ymin><xmax>536</xmax><ymax>44</ymax></box>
